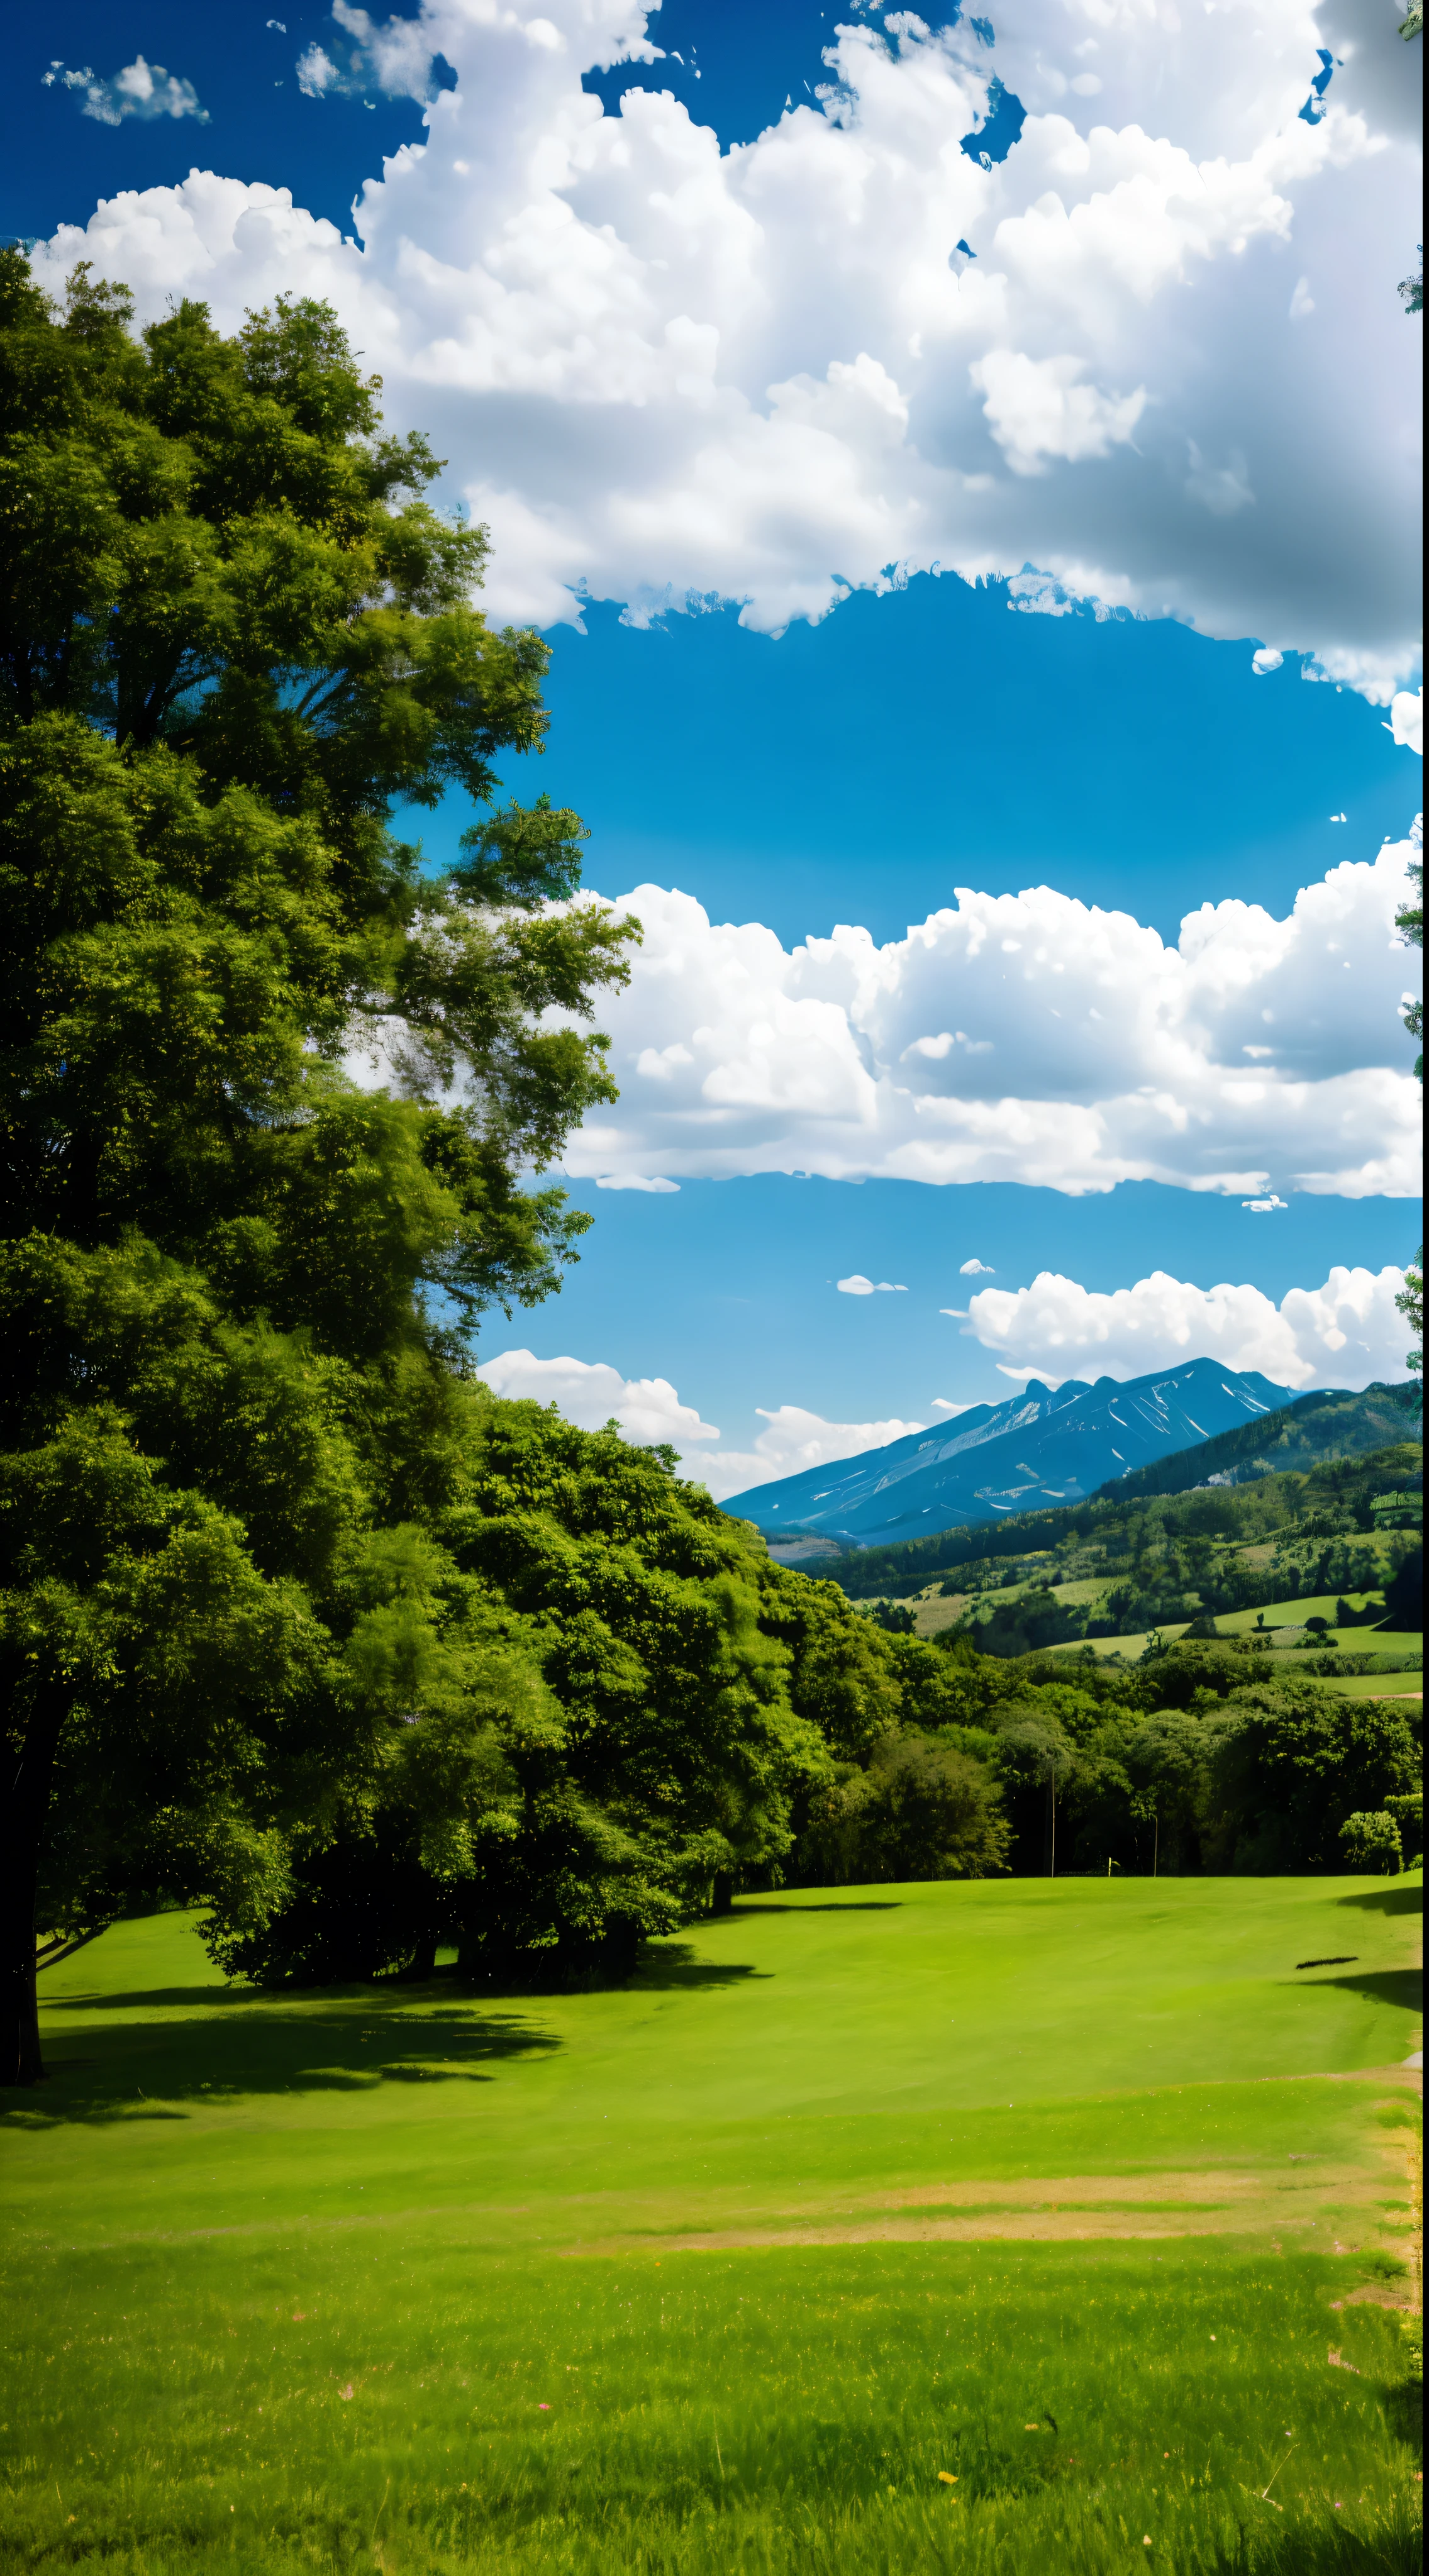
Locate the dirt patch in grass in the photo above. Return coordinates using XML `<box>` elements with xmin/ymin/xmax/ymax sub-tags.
<box><xmin>558</xmin><ymin>2158</ymin><xmax>1398</xmax><ymax>2256</ymax></box>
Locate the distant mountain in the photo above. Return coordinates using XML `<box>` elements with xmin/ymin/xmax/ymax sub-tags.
<box><xmin>721</xmin><ymin>1358</ymin><xmax>1298</xmax><ymax>1550</ymax></box>
<box><xmin>1098</xmin><ymin>1380</ymin><xmax>1420</xmax><ymax>1503</ymax></box>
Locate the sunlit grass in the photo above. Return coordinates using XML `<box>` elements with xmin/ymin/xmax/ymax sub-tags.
<box><xmin>4</xmin><ymin>2239</ymin><xmax>1420</xmax><ymax>2573</ymax></box>
<box><xmin>2</xmin><ymin>1877</ymin><xmax>1420</xmax><ymax>2570</ymax></box>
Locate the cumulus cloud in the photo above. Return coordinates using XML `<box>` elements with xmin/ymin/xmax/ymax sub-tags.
<box><xmin>837</xmin><ymin>1275</ymin><xmax>908</xmax><ymax>1295</ymax></box>
<box><xmin>296</xmin><ymin>2</ymin><xmax>453</xmax><ymax>103</ymax></box>
<box><xmin>678</xmin><ymin>1401</ymin><xmax>926</xmax><ymax>1502</ymax></box>
<box><xmin>537</xmin><ymin>831</ymin><xmax>1421</xmax><ymax>1198</ymax></box>
<box><xmin>959</xmin><ymin>1257</ymin><xmax>996</xmax><ymax>1275</ymax></box>
<box><xmin>472</xmin><ymin>1346</ymin><xmax>921</xmax><ymax>1499</ymax></box>
<box><xmin>474</xmin><ymin>1346</ymin><xmax>720</xmax><ymax>1446</ymax></box>
<box><xmin>963</xmin><ymin>1263</ymin><xmax>1412</xmax><ymax>1391</ymax></box>
<box><xmin>42</xmin><ymin>55</ymin><xmax>207</xmax><ymax>125</ymax></box>
<box><xmin>1389</xmin><ymin>689</ymin><xmax>1423</xmax><ymax>757</ymax></box>
<box><xmin>474</xmin><ymin>1253</ymin><xmax>1411</xmax><ymax>1500</ymax></box>
<box><xmin>28</xmin><ymin>0</ymin><xmax>1421</xmax><ymax>691</ymax></box>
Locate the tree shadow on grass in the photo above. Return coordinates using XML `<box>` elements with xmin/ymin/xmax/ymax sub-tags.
<box><xmin>731</xmin><ymin>1901</ymin><xmax>903</xmax><ymax>1914</ymax></box>
<box><xmin>1220</xmin><ymin>2496</ymin><xmax>1424</xmax><ymax>2573</ymax></box>
<box><xmin>1335</xmin><ymin>1885</ymin><xmax>1423</xmax><ymax>1918</ymax></box>
<box><xmin>14</xmin><ymin>1985</ymin><xmax>562</xmax><ymax>2129</ymax></box>
<box><xmin>633</xmin><ymin>1948</ymin><xmax>767</xmax><ymax>1993</ymax></box>
<box><xmin>43</xmin><ymin>1980</ymin><xmax>260</xmax><ymax>2011</ymax></box>
<box><xmin>1290</xmin><ymin>1965</ymin><xmax>1422</xmax><ymax>2018</ymax></box>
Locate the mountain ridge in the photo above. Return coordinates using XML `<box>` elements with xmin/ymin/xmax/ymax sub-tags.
<box><xmin>1096</xmin><ymin>1379</ymin><xmax>1421</xmax><ymax>1503</ymax></box>
<box><xmin>720</xmin><ymin>1357</ymin><xmax>1299</xmax><ymax>1549</ymax></box>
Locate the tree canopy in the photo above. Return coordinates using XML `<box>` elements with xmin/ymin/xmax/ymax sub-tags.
<box><xmin>0</xmin><ymin>255</ymin><xmax>635</xmax><ymax>2080</ymax></box>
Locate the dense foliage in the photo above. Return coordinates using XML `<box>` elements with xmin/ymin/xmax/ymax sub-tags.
<box><xmin>0</xmin><ymin>256</ymin><xmax>636</xmax><ymax>2077</ymax></box>
<box><xmin>945</xmin><ymin>1641</ymin><xmax>1420</xmax><ymax>1879</ymax></box>
<box><xmin>198</xmin><ymin>1406</ymin><xmax>1028</xmax><ymax>1989</ymax></box>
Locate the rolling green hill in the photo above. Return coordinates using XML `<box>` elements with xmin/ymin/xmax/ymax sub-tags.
<box><xmin>831</xmin><ymin>1432</ymin><xmax>1420</xmax><ymax>1613</ymax></box>
<box><xmin>2</xmin><ymin>1882</ymin><xmax>1420</xmax><ymax>2573</ymax></box>
<box><xmin>1101</xmin><ymin>1381</ymin><xmax>1421</xmax><ymax>1504</ymax></box>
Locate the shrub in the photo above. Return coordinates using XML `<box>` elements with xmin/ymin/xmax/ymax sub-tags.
<box><xmin>1338</xmin><ymin>1811</ymin><xmax>1404</xmax><ymax>1875</ymax></box>
<box><xmin>796</xmin><ymin>1733</ymin><xmax>1009</xmax><ymax>1885</ymax></box>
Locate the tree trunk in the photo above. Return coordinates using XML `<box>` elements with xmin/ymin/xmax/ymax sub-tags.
<box><xmin>2</xmin><ymin>1680</ymin><xmax>67</xmax><ymax>2088</ymax></box>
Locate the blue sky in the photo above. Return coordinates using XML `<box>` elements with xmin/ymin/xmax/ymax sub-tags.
<box><xmin>472</xmin><ymin>582</ymin><xmax>1416</xmax><ymax>949</ymax></box>
<box><xmin>12</xmin><ymin>0</ymin><xmax>1422</xmax><ymax>1496</ymax></box>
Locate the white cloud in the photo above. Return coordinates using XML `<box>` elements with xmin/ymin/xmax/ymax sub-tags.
<box><xmin>296</xmin><ymin>2</ymin><xmax>453</xmax><ymax>103</ymax></box>
<box><xmin>959</xmin><ymin>1257</ymin><xmax>996</xmax><ymax>1275</ymax></box>
<box><xmin>969</xmin><ymin>350</ymin><xmax>1147</xmax><ymax>477</ymax></box>
<box><xmin>1242</xmin><ymin>1194</ymin><xmax>1289</xmax><ymax>1211</ymax></box>
<box><xmin>473</xmin><ymin>1258</ymin><xmax>1411</xmax><ymax>1500</ymax></box>
<box><xmin>680</xmin><ymin>1401</ymin><xmax>926</xmax><ymax>1503</ymax></box>
<box><xmin>29</xmin><ymin>0</ymin><xmax>1421</xmax><ymax>693</ymax></box>
<box><xmin>1252</xmin><ymin>647</ymin><xmax>1284</xmax><ymax>675</ymax></box>
<box><xmin>296</xmin><ymin>45</ymin><xmax>342</xmax><ymax>97</ymax></box>
<box><xmin>43</xmin><ymin>55</ymin><xmax>207</xmax><ymax>125</ymax></box>
<box><xmin>474</xmin><ymin>1346</ymin><xmax>720</xmax><ymax>1446</ymax></box>
<box><xmin>473</xmin><ymin>1348</ymin><xmax>921</xmax><ymax>1500</ymax></box>
<box><xmin>963</xmin><ymin>1263</ymin><xmax>1412</xmax><ymax>1391</ymax></box>
<box><xmin>837</xmin><ymin>1275</ymin><xmax>908</xmax><ymax>1294</ymax></box>
<box><xmin>1389</xmin><ymin>689</ymin><xmax>1423</xmax><ymax>757</ymax></box>
<box><xmin>529</xmin><ymin>831</ymin><xmax>1421</xmax><ymax>1198</ymax></box>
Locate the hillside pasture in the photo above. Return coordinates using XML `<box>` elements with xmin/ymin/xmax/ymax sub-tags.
<box><xmin>1</xmin><ymin>1878</ymin><xmax>1420</xmax><ymax>2573</ymax></box>
<box><xmin>1216</xmin><ymin>1597</ymin><xmax>1391</xmax><ymax>1636</ymax></box>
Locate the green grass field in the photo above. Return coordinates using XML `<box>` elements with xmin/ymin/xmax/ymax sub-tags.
<box><xmin>1312</xmin><ymin>1675</ymin><xmax>1422</xmax><ymax>1704</ymax></box>
<box><xmin>3</xmin><ymin>1877</ymin><xmax>1421</xmax><ymax>2574</ymax></box>
<box><xmin>1213</xmin><ymin>1601</ymin><xmax>1408</xmax><ymax>1640</ymax></box>
<box><xmin>1054</xmin><ymin>1614</ymin><xmax>1421</xmax><ymax>1684</ymax></box>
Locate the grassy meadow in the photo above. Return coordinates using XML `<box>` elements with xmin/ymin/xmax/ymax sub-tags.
<box><xmin>901</xmin><ymin>1581</ymin><xmax>1421</xmax><ymax>1696</ymax></box>
<box><xmin>2</xmin><ymin>1876</ymin><xmax>1421</xmax><ymax>2575</ymax></box>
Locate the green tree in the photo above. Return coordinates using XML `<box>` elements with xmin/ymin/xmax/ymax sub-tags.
<box><xmin>1379</xmin><ymin>1547</ymin><xmax>1422</xmax><ymax>1629</ymax></box>
<box><xmin>1</xmin><ymin>253</ymin><xmax>638</xmax><ymax>2082</ymax></box>
<box><xmin>1210</xmin><ymin>1684</ymin><xmax>1418</xmax><ymax>1870</ymax></box>
<box><xmin>209</xmin><ymin>1402</ymin><xmax>831</xmax><ymax>1988</ymax></box>
<box><xmin>1395</xmin><ymin>845</ymin><xmax>1421</xmax><ymax>1075</ymax></box>
<box><xmin>1063</xmin><ymin>1707</ymin><xmax>1231</xmax><ymax>1875</ymax></box>
<box><xmin>884</xmin><ymin>1628</ymin><xmax>1011</xmax><ymax>1729</ymax></box>
<box><xmin>1397</xmin><ymin>1253</ymin><xmax>1423</xmax><ymax>1377</ymax></box>
<box><xmin>798</xmin><ymin>1731</ymin><xmax>1008</xmax><ymax>1886</ymax></box>
<box><xmin>990</xmin><ymin>1706</ymin><xmax>1078</xmax><ymax>1874</ymax></box>
<box><xmin>761</xmin><ymin>1574</ymin><xmax>905</xmax><ymax>1761</ymax></box>
<box><xmin>1337</xmin><ymin>1811</ymin><xmax>1403</xmax><ymax>1874</ymax></box>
